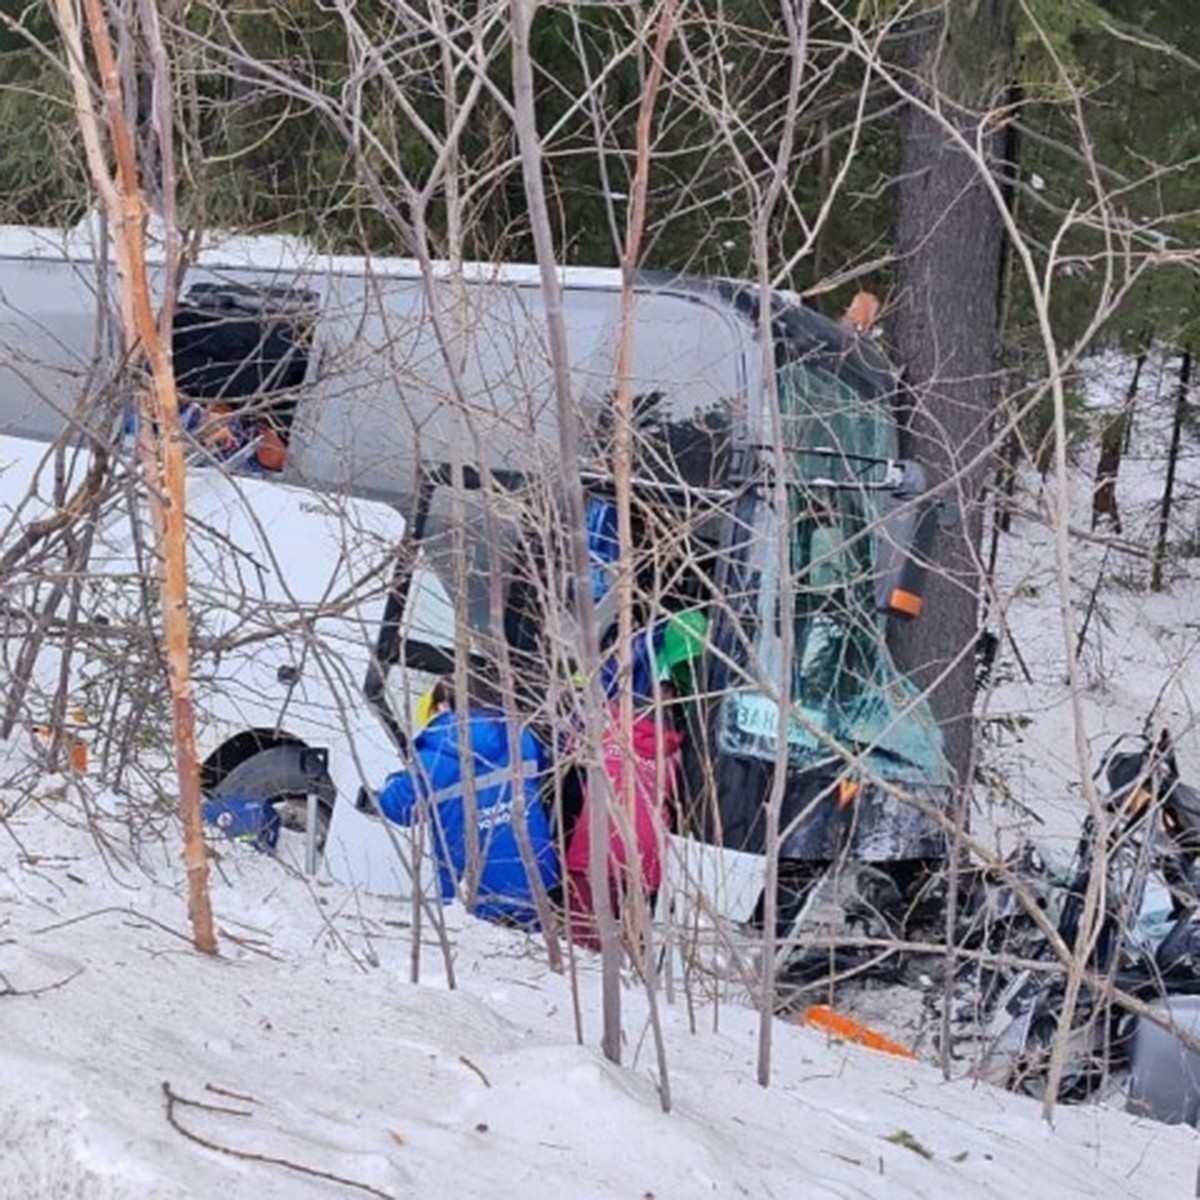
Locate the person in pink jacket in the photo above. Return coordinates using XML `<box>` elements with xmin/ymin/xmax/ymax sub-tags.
<box><xmin>564</xmin><ymin>701</ymin><xmax>685</xmax><ymax>949</ymax></box>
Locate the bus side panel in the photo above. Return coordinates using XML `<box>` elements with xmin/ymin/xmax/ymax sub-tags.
<box><xmin>286</xmin><ymin>276</ymin><xmax>752</xmax><ymax>506</ymax></box>
<box><xmin>0</xmin><ymin>251</ymin><xmax>113</xmax><ymax>442</ymax></box>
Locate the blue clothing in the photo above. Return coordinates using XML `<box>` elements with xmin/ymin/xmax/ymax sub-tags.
<box><xmin>601</xmin><ymin>624</ymin><xmax>654</xmax><ymax>702</ymax></box>
<box><xmin>600</xmin><ymin>610</ymin><xmax>709</xmax><ymax>702</ymax></box>
<box><xmin>586</xmin><ymin>496</ymin><xmax>620</xmax><ymax>603</ymax></box>
<box><xmin>379</xmin><ymin>710</ymin><xmax>559</xmax><ymax>927</ymax></box>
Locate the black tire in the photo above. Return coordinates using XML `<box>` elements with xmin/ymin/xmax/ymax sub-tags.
<box><xmin>212</xmin><ymin>746</ymin><xmax>335</xmax><ymax>850</ymax></box>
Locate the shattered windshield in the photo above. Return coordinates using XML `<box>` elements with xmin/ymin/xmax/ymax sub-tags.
<box><xmin>720</xmin><ymin>358</ymin><xmax>946</xmax><ymax>783</ymax></box>
<box><xmin>786</xmin><ymin>360</ymin><xmax>889</xmax><ymax>716</ymax></box>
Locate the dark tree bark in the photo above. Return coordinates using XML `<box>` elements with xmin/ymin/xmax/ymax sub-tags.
<box><xmin>1091</xmin><ymin>418</ymin><xmax>1124</xmax><ymax>534</ymax></box>
<box><xmin>1151</xmin><ymin>348</ymin><xmax>1192</xmax><ymax>593</ymax></box>
<box><xmin>889</xmin><ymin>0</ymin><xmax>1014</xmax><ymax>786</ymax></box>
<box><xmin>1091</xmin><ymin>349</ymin><xmax>1146</xmax><ymax>535</ymax></box>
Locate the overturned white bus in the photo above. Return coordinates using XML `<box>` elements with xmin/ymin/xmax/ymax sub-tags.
<box><xmin>0</xmin><ymin>220</ymin><xmax>948</xmax><ymax>921</ymax></box>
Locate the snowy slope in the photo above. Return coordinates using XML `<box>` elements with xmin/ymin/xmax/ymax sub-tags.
<box><xmin>982</xmin><ymin>349</ymin><xmax>1200</xmax><ymax>860</ymax></box>
<box><xmin>0</xmin><ymin>780</ymin><xmax>1196</xmax><ymax>1200</ymax></box>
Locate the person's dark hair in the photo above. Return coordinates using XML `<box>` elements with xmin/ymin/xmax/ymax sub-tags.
<box><xmin>431</xmin><ymin>677</ymin><xmax>456</xmax><ymax>711</ymax></box>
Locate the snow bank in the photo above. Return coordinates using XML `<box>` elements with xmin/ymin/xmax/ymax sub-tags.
<box><xmin>0</xmin><ymin>790</ymin><xmax>1194</xmax><ymax>1199</ymax></box>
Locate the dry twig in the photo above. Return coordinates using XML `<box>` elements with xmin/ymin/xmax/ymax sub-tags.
<box><xmin>162</xmin><ymin>1081</ymin><xmax>394</xmax><ymax>1199</ymax></box>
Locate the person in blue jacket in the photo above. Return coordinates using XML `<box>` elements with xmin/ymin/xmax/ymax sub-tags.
<box><xmin>379</xmin><ymin>678</ymin><xmax>559</xmax><ymax>928</ymax></box>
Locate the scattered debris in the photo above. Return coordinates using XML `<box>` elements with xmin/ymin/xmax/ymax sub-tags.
<box><xmin>162</xmin><ymin>1080</ymin><xmax>393</xmax><ymax>1199</ymax></box>
<box><xmin>803</xmin><ymin>1005</ymin><xmax>916</xmax><ymax>1060</ymax></box>
<box><xmin>885</xmin><ymin>1129</ymin><xmax>934</xmax><ymax>1160</ymax></box>
<box><xmin>776</xmin><ymin>728</ymin><xmax>1200</xmax><ymax>1128</ymax></box>
<box><xmin>459</xmin><ymin>1054</ymin><xmax>492</xmax><ymax>1088</ymax></box>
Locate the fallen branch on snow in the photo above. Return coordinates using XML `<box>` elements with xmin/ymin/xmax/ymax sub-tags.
<box><xmin>161</xmin><ymin>1080</ymin><xmax>394</xmax><ymax>1199</ymax></box>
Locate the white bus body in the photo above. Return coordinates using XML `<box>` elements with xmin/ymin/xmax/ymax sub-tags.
<box><xmin>0</xmin><ymin>218</ymin><xmax>947</xmax><ymax>920</ymax></box>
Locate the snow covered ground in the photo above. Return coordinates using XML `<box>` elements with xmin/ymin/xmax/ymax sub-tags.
<box><xmin>1</xmin><ymin>788</ymin><xmax>1196</xmax><ymax>1200</ymax></box>
<box><xmin>982</xmin><ymin>349</ymin><xmax>1200</xmax><ymax>861</ymax></box>
<box><xmin>3</xmin><ymin>348</ymin><xmax>1200</xmax><ymax>1198</ymax></box>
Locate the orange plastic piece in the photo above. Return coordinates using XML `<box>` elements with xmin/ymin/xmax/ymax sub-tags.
<box><xmin>803</xmin><ymin>1004</ymin><xmax>916</xmax><ymax>1059</ymax></box>
<box><xmin>842</xmin><ymin>290</ymin><xmax>881</xmax><ymax>332</ymax></box>
<box><xmin>256</xmin><ymin>427</ymin><xmax>288</xmax><ymax>472</ymax></box>
<box><xmin>33</xmin><ymin>725</ymin><xmax>87</xmax><ymax>772</ymax></box>
<box><xmin>888</xmin><ymin>588</ymin><xmax>924</xmax><ymax>618</ymax></box>
<box><xmin>836</xmin><ymin>778</ymin><xmax>860</xmax><ymax>810</ymax></box>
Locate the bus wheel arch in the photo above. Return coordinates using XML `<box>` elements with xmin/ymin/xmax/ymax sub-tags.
<box><xmin>204</xmin><ymin>735</ymin><xmax>335</xmax><ymax>848</ymax></box>
<box><xmin>200</xmin><ymin>729</ymin><xmax>305</xmax><ymax>792</ymax></box>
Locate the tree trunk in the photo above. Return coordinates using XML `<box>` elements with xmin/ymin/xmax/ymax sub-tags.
<box><xmin>889</xmin><ymin>0</ymin><xmax>1014</xmax><ymax>786</ymax></box>
<box><xmin>509</xmin><ymin>0</ymin><xmax>622</xmax><ymax>1064</ymax></box>
<box><xmin>56</xmin><ymin>0</ymin><xmax>217</xmax><ymax>954</ymax></box>
<box><xmin>1151</xmin><ymin>348</ymin><xmax>1191</xmax><ymax>593</ymax></box>
<box><xmin>1091</xmin><ymin>349</ymin><xmax>1145</xmax><ymax>534</ymax></box>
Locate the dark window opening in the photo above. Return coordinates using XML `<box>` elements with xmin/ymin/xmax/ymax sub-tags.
<box><xmin>592</xmin><ymin>391</ymin><xmax>735</xmax><ymax>491</ymax></box>
<box><xmin>171</xmin><ymin>283</ymin><xmax>318</xmax><ymax>463</ymax></box>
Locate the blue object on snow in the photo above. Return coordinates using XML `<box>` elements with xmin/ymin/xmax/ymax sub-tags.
<box><xmin>202</xmin><ymin>796</ymin><xmax>281</xmax><ymax>852</ymax></box>
<box><xmin>378</xmin><ymin>711</ymin><xmax>558</xmax><ymax>928</ymax></box>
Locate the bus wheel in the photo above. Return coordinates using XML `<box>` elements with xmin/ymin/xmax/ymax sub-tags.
<box><xmin>211</xmin><ymin>744</ymin><xmax>335</xmax><ymax>851</ymax></box>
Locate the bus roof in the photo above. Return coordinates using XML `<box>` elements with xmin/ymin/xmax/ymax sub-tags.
<box><xmin>0</xmin><ymin>215</ymin><xmax>640</xmax><ymax>293</ymax></box>
<box><xmin>0</xmin><ymin>215</ymin><xmax>894</xmax><ymax>390</ymax></box>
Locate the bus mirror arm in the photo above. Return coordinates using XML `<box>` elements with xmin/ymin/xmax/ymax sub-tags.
<box><xmin>363</xmin><ymin>465</ymin><xmax>510</xmax><ymax>757</ymax></box>
<box><xmin>363</xmin><ymin>636</ymin><xmax>495</xmax><ymax>754</ymax></box>
<box><xmin>887</xmin><ymin>458</ymin><xmax>925</xmax><ymax>499</ymax></box>
<box><xmin>361</xmin><ymin>471</ymin><xmax>443</xmax><ymax>755</ymax></box>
